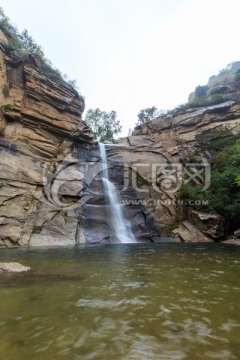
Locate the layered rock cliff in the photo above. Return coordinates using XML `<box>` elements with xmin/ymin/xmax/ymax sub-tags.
<box><xmin>0</xmin><ymin>29</ymin><xmax>95</xmax><ymax>247</ymax></box>
<box><xmin>1</xmin><ymin>23</ymin><xmax>240</xmax><ymax>246</ymax></box>
<box><xmin>0</xmin><ymin>29</ymin><xmax>156</xmax><ymax>247</ymax></box>
<box><xmin>111</xmin><ymin>100</ymin><xmax>240</xmax><ymax>242</ymax></box>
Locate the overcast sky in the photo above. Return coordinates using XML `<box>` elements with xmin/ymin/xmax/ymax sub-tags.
<box><xmin>1</xmin><ymin>0</ymin><xmax>240</xmax><ymax>136</ymax></box>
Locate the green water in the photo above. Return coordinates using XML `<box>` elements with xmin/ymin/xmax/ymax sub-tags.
<box><xmin>0</xmin><ymin>244</ymin><xmax>240</xmax><ymax>360</ymax></box>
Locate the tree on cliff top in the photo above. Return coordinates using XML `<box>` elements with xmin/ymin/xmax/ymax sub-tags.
<box><xmin>84</xmin><ymin>108</ymin><xmax>122</xmax><ymax>142</ymax></box>
<box><xmin>135</xmin><ymin>107</ymin><xmax>164</xmax><ymax>127</ymax></box>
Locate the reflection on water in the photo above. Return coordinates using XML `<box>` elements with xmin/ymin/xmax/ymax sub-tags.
<box><xmin>0</xmin><ymin>244</ymin><xmax>240</xmax><ymax>360</ymax></box>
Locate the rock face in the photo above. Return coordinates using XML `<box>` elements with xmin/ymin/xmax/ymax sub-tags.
<box><xmin>1</xmin><ymin>26</ymin><xmax>240</xmax><ymax>246</ymax></box>
<box><xmin>110</xmin><ymin>101</ymin><xmax>240</xmax><ymax>242</ymax></box>
<box><xmin>0</xmin><ymin>30</ymin><xmax>156</xmax><ymax>247</ymax></box>
<box><xmin>133</xmin><ymin>101</ymin><xmax>240</xmax><ymax>143</ymax></box>
<box><xmin>0</xmin><ymin>30</ymin><xmax>95</xmax><ymax>247</ymax></box>
<box><xmin>191</xmin><ymin>211</ymin><xmax>225</xmax><ymax>239</ymax></box>
<box><xmin>80</xmin><ymin>144</ymin><xmax>161</xmax><ymax>243</ymax></box>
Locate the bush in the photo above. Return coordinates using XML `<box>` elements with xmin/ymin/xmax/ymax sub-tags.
<box><xmin>196</xmin><ymin>126</ymin><xmax>237</xmax><ymax>153</ymax></box>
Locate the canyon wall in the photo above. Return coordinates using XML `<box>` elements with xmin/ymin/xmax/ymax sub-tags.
<box><xmin>0</xmin><ymin>30</ymin><xmax>155</xmax><ymax>247</ymax></box>
<box><xmin>1</xmin><ymin>26</ymin><xmax>240</xmax><ymax>246</ymax></box>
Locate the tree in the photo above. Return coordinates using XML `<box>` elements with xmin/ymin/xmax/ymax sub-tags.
<box><xmin>136</xmin><ymin>107</ymin><xmax>163</xmax><ymax>126</ymax></box>
<box><xmin>84</xmin><ymin>108</ymin><xmax>122</xmax><ymax>142</ymax></box>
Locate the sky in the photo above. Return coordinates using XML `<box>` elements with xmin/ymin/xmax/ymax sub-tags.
<box><xmin>1</xmin><ymin>0</ymin><xmax>240</xmax><ymax>136</ymax></box>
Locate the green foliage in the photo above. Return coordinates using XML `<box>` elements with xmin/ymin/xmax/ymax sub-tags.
<box><xmin>18</xmin><ymin>29</ymin><xmax>44</xmax><ymax>56</ymax></box>
<box><xmin>84</xmin><ymin>108</ymin><xmax>122</xmax><ymax>142</ymax></box>
<box><xmin>178</xmin><ymin>137</ymin><xmax>240</xmax><ymax>231</ymax></box>
<box><xmin>136</xmin><ymin>107</ymin><xmax>163</xmax><ymax>126</ymax></box>
<box><xmin>196</xmin><ymin>126</ymin><xmax>237</xmax><ymax>153</ymax></box>
<box><xmin>210</xmin><ymin>93</ymin><xmax>224</xmax><ymax>104</ymax></box>
<box><xmin>1</xmin><ymin>103</ymin><xmax>12</xmax><ymax>111</ymax></box>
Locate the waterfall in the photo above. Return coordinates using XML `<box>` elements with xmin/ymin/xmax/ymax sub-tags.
<box><xmin>99</xmin><ymin>143</ymin><xmax>136</xmax><ymax>243</ymax></box>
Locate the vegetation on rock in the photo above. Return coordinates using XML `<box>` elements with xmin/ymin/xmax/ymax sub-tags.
<box><xmin>84</xmin><ymin>108</ymin><xmax>122</xmax><ymax>142</ymax></box>
<box><xmin>177</xmin><ymin>127</ymin><xmax>240</xmax><ymax>232</ymax></box>
<box><xmin>135</xmin><ymin>107</ymin><xmax>164</xmax><ymax>126</ymax></box>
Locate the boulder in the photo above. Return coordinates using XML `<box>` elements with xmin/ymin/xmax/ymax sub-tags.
<box><xmin>191</xmin><ymin>210</ymin><xmax>225</xmax><ymax>238</ymax></box>
<box><xmin>172</xmin><ymin>220</ymin><xmax>212</xmax><ymax>243</ymax></box>
<box><xmin>0</xmin><ymin>262</ymin><xmax>31</xmax><ymax>272</ymax></box>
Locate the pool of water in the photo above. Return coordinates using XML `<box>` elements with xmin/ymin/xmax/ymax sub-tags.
<box><xmin>0</xmin><ymin>243</ymin><xmax>240</xmax><ymax>360</ymax></box>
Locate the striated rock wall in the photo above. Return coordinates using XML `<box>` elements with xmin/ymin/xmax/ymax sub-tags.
<box><xmin>1</xmin><ymin>25</ymin><xmax>240</xmax><ymax>246</ymax></box>
<box><xmin>0</xmin><ymin>29</ymin><xmax>155</xmax><ymax>247</ymax></box>
<box><xmin>111</xmin><ymin>101</ymin><xmax>240</xmax><ymax>242</ymax></box>
<box><xmin>0</xmin><ymin>30</ymin><xmax>95</xmax><ymax>247</ymax></box>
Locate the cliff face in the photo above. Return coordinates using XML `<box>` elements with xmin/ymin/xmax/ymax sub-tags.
<box><xmin>1</xmin><ymin>24</ymin><xmax>239</xmax><ymax>246</ymax></box>
<box><xmin>0</xmin><ymin>29</ymin><xmax>155</xmax><ymax>247</ymax></box>
<box><xmin>112</xmin><ymin>101</ymin><xmax>240</xmax><ymax>242</ymax></box>
<box><xmin>0</xmin><ymin>30</ymin><xmax>94</xmax><ymax>247</ymax></box>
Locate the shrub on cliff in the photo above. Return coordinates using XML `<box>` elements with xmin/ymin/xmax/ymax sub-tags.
<box><xmin>196</xmin><ymin>126</ymin><xmax>237</xmax><ymax>153</ymax></box>
<box><xmin>135</xmin><ymin>107</ymin><xmax>164</xmax><ymax>126</ymax></box>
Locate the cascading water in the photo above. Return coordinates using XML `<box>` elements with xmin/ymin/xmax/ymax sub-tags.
<box><xmin>99</xmin><ymin>143</ymin><xmax>136</xmax><ymax>243</ymax></box>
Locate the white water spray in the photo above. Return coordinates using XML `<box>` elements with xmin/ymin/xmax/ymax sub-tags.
<box><xmin>99</xmin><ymin>143</ymin><xmax>136</xmax><ymax>243</ymax></box>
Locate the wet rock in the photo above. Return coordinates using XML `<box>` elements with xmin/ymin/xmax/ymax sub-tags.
<box><xmin>0</xmin><ymin>262</ymin><xmax>31</xmax><ymax>272</ymax></box>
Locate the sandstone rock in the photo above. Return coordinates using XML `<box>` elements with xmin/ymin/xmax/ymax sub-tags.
<box><xmin>191</xmin><ymin>210</ymin><xmax>225</xmax><ymax>238</ymax></box>
<box><xmin>173</xmin><ymin>221</ymin><xmax>212</xmax><ymax>243</ymax></box>
<box><xmin>0</xmin><ymin>35</ymin><xmax>93</xmax><ymax>247</ymax></box>
<box><xmin>1</xmin><ymin>29</ymin><xmax>240</xmax><ymax>246</ymax></box>
<box><xmin>0</xmin><ymin>262</ymin><xmax>31</xmax><ymax>272</ymax></box>
<box><xmin>133</xmin><ymin>101</ymin><xmax>240</xmax><ymax>145</ymax></box>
